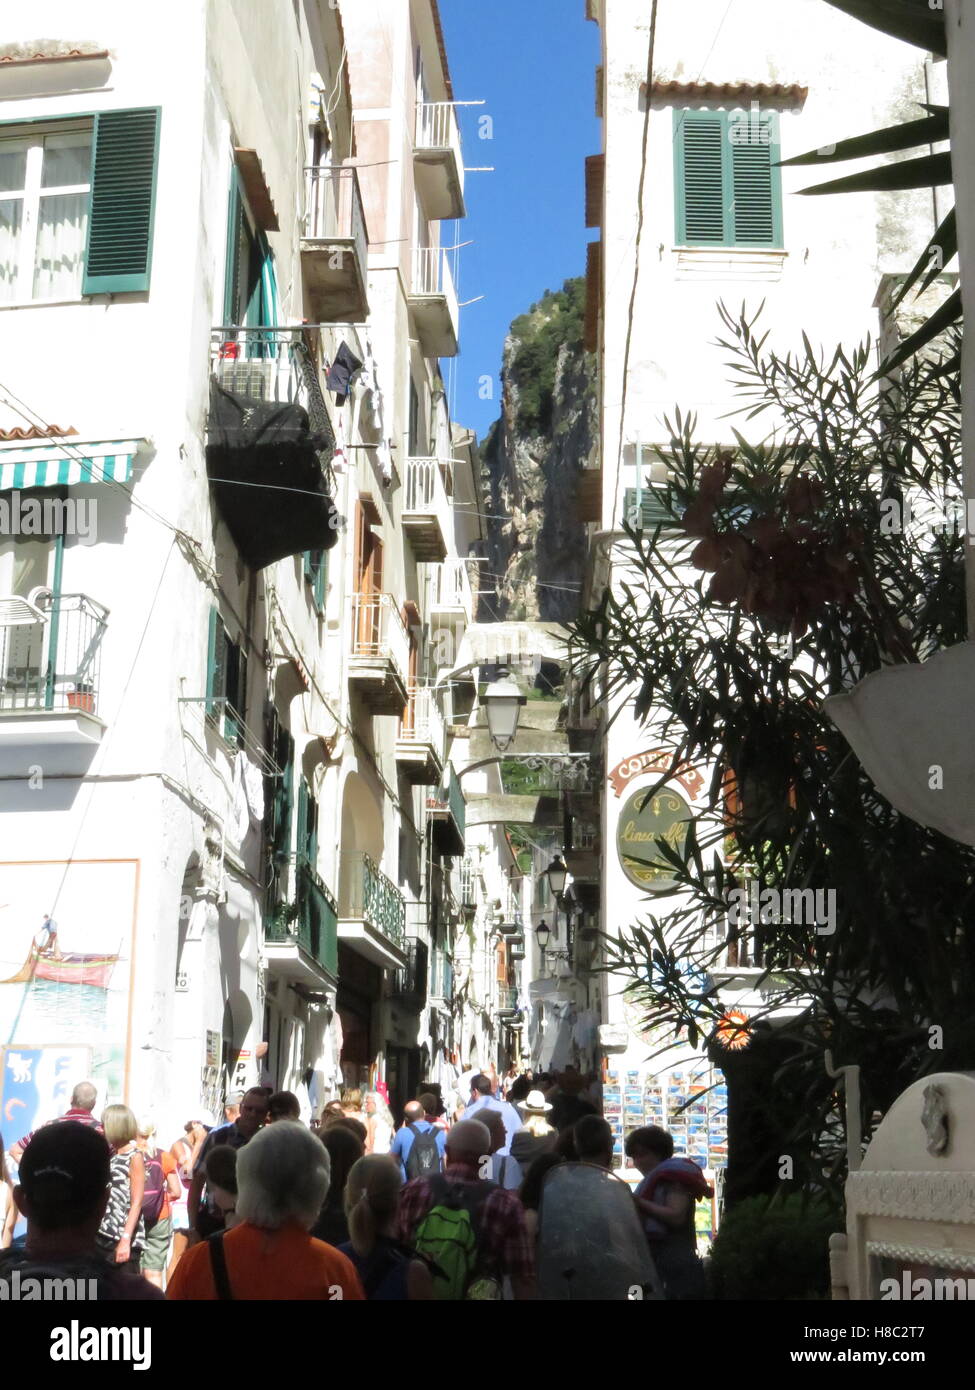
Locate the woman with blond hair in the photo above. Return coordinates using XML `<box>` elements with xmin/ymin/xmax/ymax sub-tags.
<box><xmin>363</xmin><ymin>1092</ymin><xmax>394</xmax><ymax>1155</ymax></box>
<box><xmin>96</xmin><ymin>1104</ymin><xmax>146</xmax><ymax>1270</ymax></box>
<box><xmin>339</xmin><ymin>1156</ymin><xmax>433</xmax><ymax>1300</ymax></box>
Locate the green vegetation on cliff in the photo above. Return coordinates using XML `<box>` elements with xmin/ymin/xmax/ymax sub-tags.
<box><xmin>506</xmin><ymin>278</ymin><xmax>587</xmax><ymax>436</ymax></box>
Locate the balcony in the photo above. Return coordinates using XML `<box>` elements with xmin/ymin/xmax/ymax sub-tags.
<box><xmin>430</xmin><ymin>558</ymin><xmax>475</xmax><ymax>626</ymax></box>
<box><xmin>408</xmin><ymin>248</ymin><xmax>459</xmax><ymax>358</ymax></box>
<box><xmin>403</xmin><ymin>456</ymin><xmax>453</xmax><ymax>561</ymax></box>
<box><xmin>0</xmin><ymin>593</ymin><xmax>107</xmax><ymax>745</ymax></box>
<box><xmin>264</xmin><ymin>864</ymin><xmax>338</xmax><ymax>986</ymax></box>
<box><xmin>497</xmin><ymin>984</ymin><xmax>520</xmax><ymax>1021</ymax></box>
<box><xmin>396</xmin><ymin>685</ymin><xmax>446</xmax><ymax>785</ymax></box>
<box><xmin>301</xmin><ymin>165</ymin><xmax>369</xmax><ymax>322</ymax></box>
<box><xmin>338</xmin><ymin>851</ymin><xmax>408</xmax><ymax>970</ymax></box>
<box><xmin>349</xmin><ymin>594</ymin><xmax>410</xmax><ymax>716</ymax></box>
<box><xmin>207</xmin><ymin>327</ymin><xmax>338</xmax><ymax>570</ymax></box>
<box><xmin>427</xmin><ymin>763</ymin><xmax>465</xmax><ymax>856</ymax></box>
<box><xmin>392</xmin><ymin>936</ymin><xmax>429</xmax><ymax>1010</ymax></box>
<box><xmin>413</xmin><ymin>101</ymin><xmax>466</xmax><ymax>221</ymax></box>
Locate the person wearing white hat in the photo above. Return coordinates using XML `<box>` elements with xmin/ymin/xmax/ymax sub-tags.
<box><xmin>505</xmin><ymin>1091</ymin><xmax>558</xmax><ymax>1192</ymax></box>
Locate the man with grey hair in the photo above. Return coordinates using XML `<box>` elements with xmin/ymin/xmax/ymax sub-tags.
<box><xmin>9</xmin><ymin>1081</ymin><xmax>102</xmax><ymax>1163</ymax></box>
<box><xmin>398</xmin><ymin>1119</ymin><xmax>534</xmax><ymax>1299</ymax></box>
<box><xmin>167</xmin><ymin>1123</ymin><xmax>364</xmax><ymax>1299</ymax></box>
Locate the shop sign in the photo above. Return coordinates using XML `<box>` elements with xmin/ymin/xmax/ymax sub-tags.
<box><xmin>608</xmin><ymin>748</ymin><xmax>704</xmax><ymax>800</ymax></box>
<box><xmin>616</xmin><ymin>786</ymin><xmax>690</xmax><ymax>887</ymax></box>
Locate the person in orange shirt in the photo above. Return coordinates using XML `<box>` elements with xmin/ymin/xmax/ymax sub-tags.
<box><xmin>167</xmin><ymin>1122</ymin><xmax>364</xmax><ymax>1301</ymax></box>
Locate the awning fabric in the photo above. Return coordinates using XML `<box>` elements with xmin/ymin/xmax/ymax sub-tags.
<box><xmin>0</xmin><ymin>439</ymin><xmax>142</xmax><ymax>492</ymax></box>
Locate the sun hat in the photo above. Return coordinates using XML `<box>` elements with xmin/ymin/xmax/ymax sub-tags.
<box><xmin>518</xmin><ymin>1089</ymin><xmax>553</xmax><ymax>1115</ymax></box>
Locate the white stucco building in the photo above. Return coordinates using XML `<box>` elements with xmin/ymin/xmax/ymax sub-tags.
<box><xmin>0</xmin><ymin>0</ymin><xmax>514</xmax><ymax>1141</ymax></box>
<box><xmin>581</xmin><ymin>0</ymin><xmax>946</xmax><ymax>1190</ymax></box>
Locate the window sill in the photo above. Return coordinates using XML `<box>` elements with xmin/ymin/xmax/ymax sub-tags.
<box><xmin>0</xmin><ymin>297</ymin><xmax>87</xmax><ymax>311</ymax></box>
<box><xmin>672</xmin><ymin>247</ymin><xmax>787</xmax><ymax>281</ymax></box>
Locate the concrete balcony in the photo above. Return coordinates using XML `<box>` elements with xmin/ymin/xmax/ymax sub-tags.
<box><xmin>349</xmin><ymin>594</ymin><xmax>410</xmax><ymax>716</ymax></box>
<box><xmin>338</xmin><ymin>851</ymin><xmax>408</xmax><ymax>971</ymax></box>
<box><xmin>429</xmin><ymin>558</ymin><xmax>475</xmax><ymax>626</ymax></box>
<box><xmin>396</xmin><ymin>685</ymin><xmax>446</xmax><ymax>785</ymax></box>
<box><xmin>301</xmin><ymin>165</ymin><xmax>369</xmax><ymax>322</ymax></box>
<box><xmin>413</xmin><ymin>101</ymin><xmax>466</xmax><ymax>221</ymax></box>
<box><xmin>264</xmin><ymin>864</ymin><xmax>338</xmax><ymax>986</ymax></box>
<box><xmin>403</xmin><ymin>456</ymin><xmax>453</xmax><ymax>561</ymax></box>
<box><xmin>0</xmin><ymin>592</ymin><xmax>107</xmax><ymax>746</ymax></box>
<box><xmin>408</xmin><ymin>248</ymin><xmax>459</xmax><ymax>358</ymax></box>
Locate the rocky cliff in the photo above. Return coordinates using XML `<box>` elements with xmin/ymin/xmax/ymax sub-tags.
<box><xmin>478</xmin><ymin>278</ymin><xmax>597</xmax><ymax>623</ymax></box>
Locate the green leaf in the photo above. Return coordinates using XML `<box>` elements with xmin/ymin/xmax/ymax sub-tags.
<box><xmin>879</xmin><ymin>288</ymin><xmax>962</xmax><ymax>375</ymax></box>
<box><xmin>889</xmin><ymin>208</ymin><xmax>956</xmax><ymax>310</ymax></box>
<box><xmin>779</xmin><ymin>112</ymin><xmax>948</xmax><ymax>168</ymax></box>
<box><xmin>822</xmin><ymin>0</ymin><xmax>946</xmax><ymax>56</ymax></box>
<box><xmin>797</xmin><ymin>151</ymin><xmax>951</xmax><ymax>197</ymax></box>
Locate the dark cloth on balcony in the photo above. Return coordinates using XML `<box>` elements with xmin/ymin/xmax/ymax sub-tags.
<box><xmin>206</xmin><ymin>380</ymin><xmax>340</xmax><ymax>570</ymax></box>
<box><xmin>325</xmin><ymin>342</ymin><xmax>363</xmax><ymax>404</ymax></box>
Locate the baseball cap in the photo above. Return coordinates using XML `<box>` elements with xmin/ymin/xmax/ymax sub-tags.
<box><xmin>18</xmin><ymin>1120</ymin><xmax>111</xmax><ymax>1228</ymax></box>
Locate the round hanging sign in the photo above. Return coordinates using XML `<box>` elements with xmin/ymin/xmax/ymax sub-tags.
<box><xmin>616</xmin><ymin>786</ymin><xmax>690</xmax><ymax>888</ymax></box>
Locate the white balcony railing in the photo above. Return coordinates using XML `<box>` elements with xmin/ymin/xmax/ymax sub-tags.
<box><xmin>431</xmin><ymin>558</ymin><xmax>474</xmax><ymax>618</ymax></box>
<box><xmin>351</xmin><ymin>593</ymin><xmax>410</xmax><ymax>690</ymax></box>
<box><xmin>304</xmin><ymin>165</ymin><xmax>367</xmax><ymax>270</ymax></box>
<box><xmin>415</xmin><ymin>100</ymin><xmax>464</xmax><ymax>178</ymax></box>
<box><xmin>404</xmin><ymin>455</ymin><xmax>453</xmax><ymax>540</ymax></box>
<box><xmin>399</xmin><ymin>685</ymin><xmax>447</xmax><ymax>763</ymax></box>
<box><xmin>412</xmin><ymin>247</ymin><xmax>458</xmax><ymax>316</ymax></box>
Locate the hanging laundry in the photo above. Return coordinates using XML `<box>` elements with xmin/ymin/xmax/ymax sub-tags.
<box><xmin>332</xmin><ymin>409</ymin><xmax>348</xmax><ymax>474</ymax></box>
<box><xmin>325</xmin><ymin>341</ymin><xmax>363</xmax><ymax>403</ymax></box>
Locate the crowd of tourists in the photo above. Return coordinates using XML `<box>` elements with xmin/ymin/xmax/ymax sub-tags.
<box><xmin>0</xmin><ymin>1068</ymin><xmax>712</xmax><ymax>1301</ymax></box>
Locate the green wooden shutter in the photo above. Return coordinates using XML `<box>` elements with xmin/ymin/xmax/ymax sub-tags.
<box><xmin>730</xmin><ymin>112</ymin><xmax>781</xmax><ymax>247</ymax></box>
<box><xmin>297</xmin><ymin>779</ymin><xmax>309</xmax><ymax>866</ymax></box>
<box><xmin>82</xmin><ymin>108</ymin><xmax>160</xmax><ymax>295</ymax></box>
<box><xmin>205</xmin><ymin>608</ymin><xmax>224</xmax><ymax>720</ymax></box>
<box><xmin>675</xmin><ymin>110</ymin><xmax>725</xmax><ymax>246</ymax></box>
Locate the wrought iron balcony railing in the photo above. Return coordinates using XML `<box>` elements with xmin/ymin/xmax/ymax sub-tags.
<box><xmin>266</xmin><ymin>863</ymin><xmax>338</xmax><ymax>977</ymax></box>
<box><xmin>340</xmin><ymin>851</ymin><xmax>406</xmax><ymax>951</ymax></box>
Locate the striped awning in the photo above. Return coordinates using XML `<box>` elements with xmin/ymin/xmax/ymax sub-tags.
<box><xmin>0</xmin><ymin>439</ymin><xmax>144</xmax><ymax>492</ymax></box>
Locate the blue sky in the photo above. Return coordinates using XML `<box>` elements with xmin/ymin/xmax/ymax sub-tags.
<box><xmin>437</xmin><ymin>0</ymin><xmax>600</xmax><ymax>441</ymax></box>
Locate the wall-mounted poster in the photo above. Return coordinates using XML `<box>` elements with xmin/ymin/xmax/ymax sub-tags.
<box><xmin>0</xmin><ymin>859</ymin><xmax>139</xmax><ymax>1134</ymax></box>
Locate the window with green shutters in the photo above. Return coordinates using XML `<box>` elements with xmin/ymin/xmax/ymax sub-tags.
<box><xmin>82</xmin><ymin>108</ymin><xmax>161</xmax><ymax>294</ymax></box>
<box><xmin>674</xmin><ymin>108</ymin><xmax>782</xmax><ymax>249</ymax></box>
<box><xmin>303</xmin><ymin>549</ymin><xmax>327</xmax><ymax>614</ymax></box>
<box><xmin>0</xmin><ymin>107</ymin><xmax>159</xmax><ymax>300</ymax></box>
<box><xmin>205</xmin><ymin>608</ymin><xmax>247</xmax><ymax>744</ymax></box>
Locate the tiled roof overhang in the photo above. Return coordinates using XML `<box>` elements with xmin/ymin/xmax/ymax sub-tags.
<box><xmin>649</xmin><ymin>81</ymin><xmax>808</xmax><ymax>107</ymax></box>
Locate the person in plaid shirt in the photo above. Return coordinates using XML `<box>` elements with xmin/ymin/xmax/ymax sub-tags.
<box><xmin>397</xmin><ymin>1118</ymin><xmax>534</xmax><ymax>1299</ymax></box>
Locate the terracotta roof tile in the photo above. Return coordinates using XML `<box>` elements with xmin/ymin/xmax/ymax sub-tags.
<box><xmin>0</xmin><ymin>424</ymin><xmax>78</xmax><ymax>441</ymax></box>
<box><xmin>649</xmin><ymin>81</ymin><xmax>807</xmax><ymax>106</ymax></box>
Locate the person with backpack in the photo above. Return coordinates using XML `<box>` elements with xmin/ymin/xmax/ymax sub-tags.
<box><xmin>397</xmin><ymin>1119</ymin><xmax>534</xmax><ymax>1301</ymax></box>
<box><xmin>390</xmin><ymin>1101</ymin><xmax>446</xmax><ymax>1182</ymax></box>
<box><xmin>338</xmin><ymin>1155</ymin><xmax>434</xmax><ymax>1299</ymax></box>
<box><xmin>136</xmin><ymin>1118</ymin><xmax>181</xmax><ymax>1288</ymax></box>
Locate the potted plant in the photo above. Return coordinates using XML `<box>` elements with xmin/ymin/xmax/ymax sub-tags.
<box><xmin>66</xmin><ymin>682</ymin><xmax>95</xmax><ymax>714</ymax></box>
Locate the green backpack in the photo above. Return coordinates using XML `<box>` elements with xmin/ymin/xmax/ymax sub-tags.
<box><xmin>413</xmin><ymin>1176</ymin><xmax>496</xmax><ymax>1301</ymax></box>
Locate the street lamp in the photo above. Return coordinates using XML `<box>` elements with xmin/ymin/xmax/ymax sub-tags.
<box><xmin>544</xmin><ymin>854</ymin><xmax>568</xmax><ymax>898</ymax></box>
<box><xmin>482</xmin><ymin>670</ymin><xmax>527</xmax><ymax>754</ymax></box>
<box><xmin>535</xmin><ymin>918</ymin><xmax>552</xmax><ymax>951</ymax></box>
